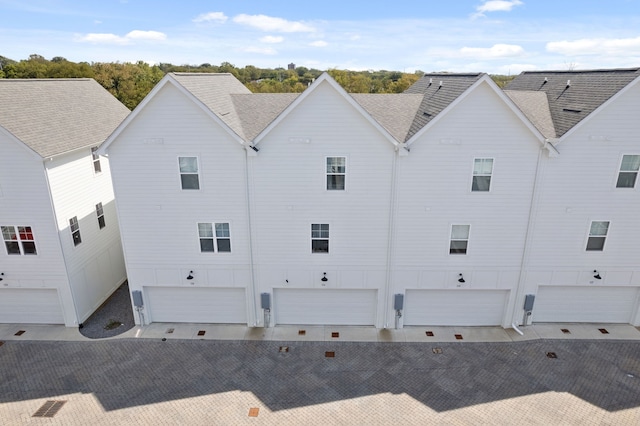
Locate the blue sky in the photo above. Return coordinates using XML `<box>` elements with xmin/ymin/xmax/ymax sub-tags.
<box><xmin>2</xmin><ymin>0</ymin><xmax>640</xmax><ymax>74</ymax></box>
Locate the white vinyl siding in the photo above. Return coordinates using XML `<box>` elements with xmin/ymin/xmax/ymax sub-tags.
<box><xmin>274</xmin><ymin>288</ymin><xmax>377</xmax><ymax>325</ymax></box>
<box><xmin>534</xmin><ymin>286</ymin><xmax>638</xmax><ymax>323</ymax></box>
<box><xmin>403</xmin><ymin>289</ymin><xmax>508</xmax><ymax>326</ymax></box>
<box><xmin>146</xmin><ymin>286</ymin><xmax>246</xmax><ymax>323</ymax></box>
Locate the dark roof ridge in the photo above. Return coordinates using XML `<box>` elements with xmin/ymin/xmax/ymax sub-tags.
<box><xmin>519</xmin><ymin>68</ymin><xmax>640</xmax><ymax>75</ymax></box>
<box><xmin>0</xmin><ymin>78</ymin><xmax>94</xmax><ymax>82</ymax></box>
<box><xmin>170</xmin><ymin>72</ymin><xmax>236</xmax><ymax>76</ymax></box>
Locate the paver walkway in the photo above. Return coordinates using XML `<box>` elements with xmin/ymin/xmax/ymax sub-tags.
<box><xmin>1</xmin><ymin>337</ymin><xmax>640</xmax><ymax>425</ymax></box>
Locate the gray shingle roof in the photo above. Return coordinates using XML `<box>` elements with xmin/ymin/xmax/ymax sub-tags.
<box><xmin>170</xmin><ymin>73</ymin><xmax>253</xmax><ymax>139</ymax></box>
<box><xmin>504</xmin><ymin>90</ymin><xmax>556</xmax><ymax>139</ymax></box>
<box><xmin>504</xmin><ymin>68</ymin><xmax>640</xmax><ymax>137</ymax></box>
<box><xmin>404</xmin><ymin>73</ymin><xmax>485</xmax><ymax>141</ymax></box>
<box><xmin>0</xmin><ymin>79</ymin><xmax>130</xmax><ymax>158</ymax></box>
<box><xmin>351</xmin><ymin>94</ymin><xmax>423</xmax><ymax>142</ymax></box>
<box><xmin>231</xmin><ymin>93</ymin><xmax>299</xmax><ymax>141</ymax></box>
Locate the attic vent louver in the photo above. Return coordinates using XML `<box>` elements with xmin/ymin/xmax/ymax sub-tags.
<box><xmin>562</xmin><ymin>108</ymin><xmax>581</xmax><ymax>113</ymax></box>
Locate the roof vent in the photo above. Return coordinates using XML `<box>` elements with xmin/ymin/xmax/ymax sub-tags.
<box><xmin>566</xmin><ymin>80</ymin><xmax>571</xmax><ymax>87</ymax></box>
<box><xmin>429</xmin><ymin>77</ymin><xmax>433</xmax><ymax>85</ymax></box>
<box><xmin>543</xmin><ymin>77</ymin><xmax>548</xmax><ymax>84</ymax></box>
<box><xmin>439</xmin><ymin>81</ymin><xmax>443</xmax><ymax>87</ymax></box>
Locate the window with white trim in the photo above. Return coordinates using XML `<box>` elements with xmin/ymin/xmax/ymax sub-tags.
<box><xmin>198</xmin><ymin>222</ymin><xmax>231</xmax><ymax>252</ymax></box>
<box><xmin>2</xmin><ymin>226</ymin><xmax>37</xmax><ymax>255</ymax></box>
<box><xmin>326</xmin><ymin>157</ymin><xmax>346</xmax><ymax>190</ymax></box>
<box><xmin>179</xmin><ymin>156</ymin><xmax>200</xmax><ymax>190</ymax></box>
<box><xmin>91</xmin><ymin>147</ymin><xmax>102</xmax><ymax>174</ymax></box>
<box><xmin>472</xmin><ymin>158</ymin><xmax>493</xmax><ymax>191</ymax></box>
<box><xmin>96</xmin><ymin>202</ymin><xmax>105</xmax><ymax>229</ymax></box>
<box><xmin>69</xmin><ymin>216</ymin><xmax>81</xmax><ymax>246</ymax></box>
<box><xmin>311</xmin><ymin>224</ymin><xmax>329</xmax><ymax>253</ymax></box>
<box><xmin>586</xmin><ymin>221</ymin><xmax>609</xmax><ymax>251</ymax></box>
<box><xmin>616</xmin><ymin>155</ymin><xmax>640</xmax><ymax>188</ymax></box>
<box><xmin>450</xmin><ymin>225</ymin><xmax>470</xmax><ymax>255</ymax></box>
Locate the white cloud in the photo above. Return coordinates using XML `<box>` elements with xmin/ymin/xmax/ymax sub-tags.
<box><xmin>77</xmin><ymin>30</ymin><xmax>167</xmax><ymax>45</ymax></box>
<box><xmin>460</xmin><ymin>43</ymin><xmax>525</xmax><ymax>58</ymax></box>
<box><xmin>242</xmin><ymin>46</ymin><xmax>278</xmax><ymax>55</ymax></box>
<box><xmin>310</xmin><ymin>40</ymin><xmax>328</xmax><ymax>47</ymax></box>
<box><xmin>260</xmin><ymin>35</ymin><xmax>284</xmax><ymax>43</ymax></box>
<box><xmin>473</xmin><ymin>0</ymin><xmax>523</xmax><ymax>18</ymax></box>
<box><xmin>126</xmin><ymin>30</ymin><xmax>167</xmax><ymax>41</ymax></box>
<box><xmin>546</xmin><ymin>36</ymin><xmax>640</xmax><ymax>56</ymax></box>
<box><xmin>193</xmin><ymin>12</ymin><xmax>228</xmax><ymax>24</ymax></box>
<box><xmin>232</xmin><ymin>14</ymin><xmax>315</xmax><ymax>33</ymax></box>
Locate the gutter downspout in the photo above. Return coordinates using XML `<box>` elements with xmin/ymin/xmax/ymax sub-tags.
<box><xmin>244</xmin><ymin>148</ymin><xmax>259</xmax><ymax>327</ymax></box>
<box><xmin>510</xmin><ymin>141</ymin><xmax>548</xmax><ymax>330</ymax></box>
<box><xmin>383</xmin><ymin>146</ymin><xmax>400</xmax><ymax>328</ymax></box>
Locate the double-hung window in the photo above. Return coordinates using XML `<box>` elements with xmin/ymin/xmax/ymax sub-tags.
<box><xmin>2</xmin><ymin>226</ymin><xmax>37</xmax><ymax>255</ymax></box>
<box><xmin>91</xmin><ymin>147</ymin><xmax>101</xmax><ymax>174</ymax></box>
<box><xmin>96</xmin><ymin>202</ymin><xmax>106</xmax><ymax>229</ymax></box>
<box><xmin>450</xmin><ymin>225</ymin><xmax>470</xmax><ymax>255</ymax></box>
<box><xmin>311</xmin><ymin>224</ymin><xmax>329</xmax><ymax>253</ymax></box>
<box><xmin>69</xmin><ymin>216</ymin><xmax>81</xmax><ymax>246</ymax></box>
<box><xmin>616</xmin><ymin>155</ymin><xmax>640</xmax><ymax>188</ymax></box>
<box><xmin>472</xmin><ymin>158</ymin><xmax>493</xmax><ymax>191</ymax></box>
<box><xmin>586</xmin><ymin>221</ymin><xmax>609</xmax><ymax>251</ymax></box>
<box><xmin>326</xmin><ymin>157</ymin><xmax>346</xmax><ymax>190</ymax></box>
<box><xmin>198</xmin><ymin>223</ymin><xmax>231</xmax><ymax>252</ymax></box>
<box><xmin>179</xmin><ymin>157</ymin><xmax>200</xmax><ymax>190</ymax></box>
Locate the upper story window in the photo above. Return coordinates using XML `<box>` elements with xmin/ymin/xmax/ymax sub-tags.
<box><xmin>69</xmin><ymin>216</ymin><xmax>82</xmax><ymax>246</ymax></box>
<box><xmin>616</xmin><ymin>155</ymin><xmax>640</xmax><ymax>188</ymax></box>
<box><xmin>326</xmin><ymin>157</ymin><xmax>346</xmax><ymax>190</ymax></box>
<box><xmin>96</xmin><ymin>202</ymin><xmax>106</xmax><ymax>229</ymax></box>
<box><xmin>2</xmin><ymin>225</ymin><xmax>37</xmax><ymax>255</ymax></box>
<box><xmin>472</xmin><ymin>158</ymin><xmax>493</xmax><ymax>191</ymax></box>
<box><xmin>198</xmin><ymin>222</ymin><xmax>231</xmax><ymax>253</ymax></box>
<box><xmin>311</xmin><ymin>223</ymin><xmax>329</xmax><ymax>253</ymax></box>
<box><xmin>91</xmin><ymin>147</ymin><xmax>102</xmax><ymax>174</ymax></box>
<box><xmin>179</xmin><ymin>156</ymin><xmax>200</xmax><ymax>190</ymax></box>
<box><xmin>450</xmin><ymin>224</ymin><xmax>470</xmax><ymax>255</ymax></box>
<box><xmin>586</xmin><ymin>221</ymin><xmax>609</xmax><ymax>251</ymax></box>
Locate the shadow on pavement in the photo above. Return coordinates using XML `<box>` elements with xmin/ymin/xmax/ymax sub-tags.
<box><xmin>1</xmin><ymin>338</ymin><xmax>640</xmax><ymax>414</ymax></box>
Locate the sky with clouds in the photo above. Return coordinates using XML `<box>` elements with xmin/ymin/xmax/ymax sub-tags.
<box><xmin>2</xmin><ymin>0</ymin><xmax>640</xmax><ymax>74</ymax></box>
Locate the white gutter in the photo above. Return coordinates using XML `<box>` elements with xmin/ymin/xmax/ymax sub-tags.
<box><xmin>383</xmin><ymin>147</ymin><xmax>400</xmax><ymax>328</ymax></box>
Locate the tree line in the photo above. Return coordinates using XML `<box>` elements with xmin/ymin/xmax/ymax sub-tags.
<box><xmin>0</xmin><ymin>54</ymin><xmax>514</xmax><ymax>110</ymax></box>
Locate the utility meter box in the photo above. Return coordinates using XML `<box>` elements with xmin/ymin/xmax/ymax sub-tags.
<box><xmin>394</xmin><ymin>294</ymin><xmax>404</xmax><ymax>311</ymax></box>
<box><xmin>524</xmin><ymin>294</ymin><xmax>535</xmax><ymax>312</ymax></box>
<box><xmin>260</xmin><ymin>293</ymin><xmax>271</xmax><ymax>310</ymax></box>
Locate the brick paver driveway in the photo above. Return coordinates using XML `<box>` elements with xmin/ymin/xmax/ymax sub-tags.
<box><xmin>2</xmin><ymin>338</ymin><xmax>640</xmax><ymax>425</ymax></box>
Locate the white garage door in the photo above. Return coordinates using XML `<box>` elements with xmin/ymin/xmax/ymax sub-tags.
<box><xmin>404</xmin><ymin>289</ymin><xmax>509</xmax><ymax>326</ymax></box>
<box><xmin>274</xmin><ymin>289</ymin><xmax>377</xmax><ymax>326</ymax></box>
<box><xmin>146</xmin><ymin>287</ymin><xmax>247</xmax><ymax>324</ymax></box>
<box><xmin>534</xmin><ymin>286</ymin><xmax>639</xmax><ymax>323</ymax></box>
<box><xmin>0</xmin><ymin>289</ymin><xmax>64</xmax><ymax>324</ymax></box>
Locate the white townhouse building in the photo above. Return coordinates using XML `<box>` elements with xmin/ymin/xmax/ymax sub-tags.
<box><xmin>505</xmin><ymin>68</ymin><xmax>640</xmax><ymax>325</ymax></box>
<box><xmin>0</xmin><ymin>79</ymin><xmax>129</xmax><ymax>326</ymax></box>
<box><xmin>101</xmin><ymin>69</ymin><xmax>640</xmax><ymax>329</ymax></box>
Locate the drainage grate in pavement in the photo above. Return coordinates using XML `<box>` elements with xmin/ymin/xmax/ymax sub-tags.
<box><xmin>166</xmin><ymin>328</ymin><xmax>174</xmax><ymax>334</ymax></box>
<box><xmin>432</xmin><ymin>348</ymin><xmax>443</xmax><ymax>354</ymax></box>
<box><xmin>197</xmin><ymin>330</ymin><xmax>206</xmax><ymax>336</ymax></box>
<box><xmin>331</xmin><ymin>332</ymin><xmax>339</xmax><ymax>338</ymax></box>
<box><xmin>32</xmin><ymin>400</ymin><xmax>66</xmax><ymax>418</ymax></box>
<box><xmin>298</xmin><ymin>330</ymin><xmax>306</xmax><ymax>335</ymax></box>
<box><xmin>14</xmin><ymin>330</ymin><xmax>25</xmax><ymax>336</ymax></box>
<box><xmin>599</xmin><ymin>328</ymin><xmax>609</xmax><ymax>334</ymax></box>
<box><xmin>425</xmin><ymin>331</ymin><xmax>434</xmax><ymax>337</ymax></box>
<box><xmin>546</xmin><ymin>352</ymin><xmax>558</xmax><ymax>359</ymax></box>
<box><xmin>279</xmin><ymin>346</ymin><xmax>289</xmax><ymax>353</ymax></box>
<box><xmin>561</xmin><ymin>328</ymin><xmax>571</xmax><ymax>334</ymax></box>
<box><xmin>455</xmin><ymin>334</ymin><xmax>463</xmax><ymax>340</ymax></box>
<box><xmin>248</xmin><ymin>407</ymin><xmax>259</xmax><ymax>417</ymax></box>
<box><xmin>325</xmin><ymin>351</ymin><xmax>335</xmax><ymax>358</ymax></box>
